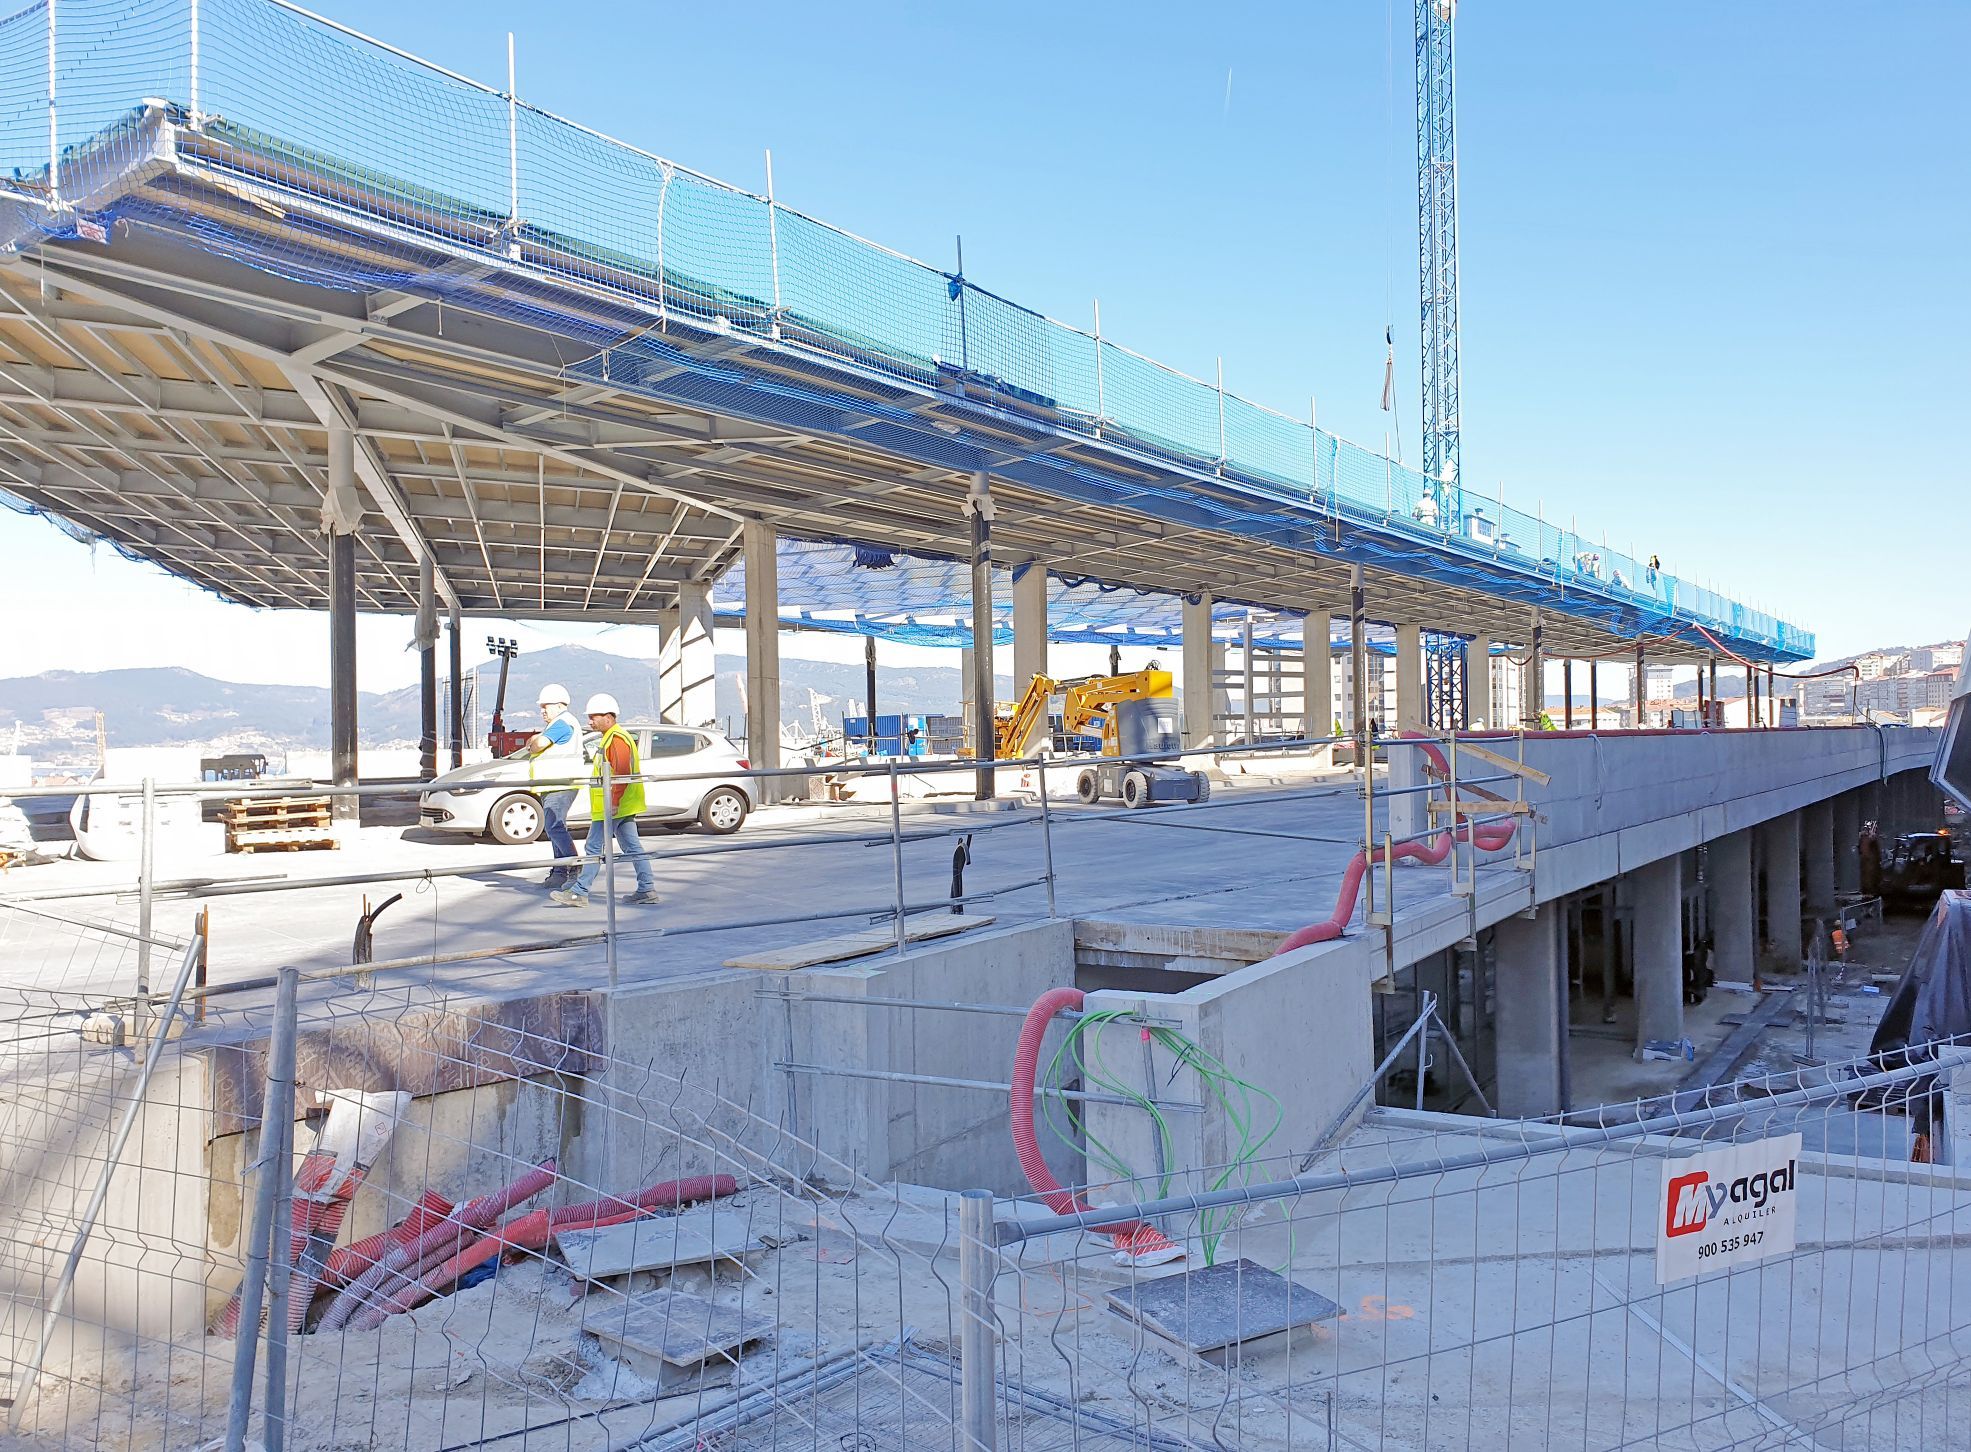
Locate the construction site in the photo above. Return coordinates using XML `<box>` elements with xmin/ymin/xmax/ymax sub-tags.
<box><xmin>1</xmin><ymin>2</ymin><xmax>1969</xmax><ymax>1449</ymax></box>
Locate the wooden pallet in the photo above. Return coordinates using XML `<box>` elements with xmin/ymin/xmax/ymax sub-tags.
<box><xmin>227</xmin><ymin>824</ymin><xmax>337</xmax><ymax>853</ymax></box>
<box><xmin>225</xmin><ymin>795</ymin><xmax>334</xmax><ymax>852</ymax></box>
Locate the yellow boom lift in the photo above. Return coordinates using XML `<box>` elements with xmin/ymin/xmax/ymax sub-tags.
<box><xmin>995</xmin><ymin>669</ymin><xmax>1210</xmax><ymax>808</ymax></box>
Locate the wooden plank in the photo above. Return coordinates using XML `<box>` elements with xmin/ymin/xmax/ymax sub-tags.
<box><xmin>1442</xmin><ymin>739</ymin><xmax>1551</xmax><ymax>786</ymax></box>
<box><xmin>1427</xmin><ymin>798</ymin><xmax>1533</xmax><ymax>817</ymax></box>
<box><xmin>583</xmin><ymin>1288</ymin><xmax>773</xmax><ymax>1391</ymax></box>
<box><xmin>722</xmin><ymin>913</ymin><xmax>995</xmax><ymax>971</ymax></box>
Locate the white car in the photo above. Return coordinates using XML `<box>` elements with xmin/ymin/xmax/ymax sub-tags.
<box><xmin>418</xmin><ymin>725</ymin><xmax>754</xmax><ymax>844</ymax></box>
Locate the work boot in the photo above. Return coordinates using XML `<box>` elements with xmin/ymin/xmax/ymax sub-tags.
<box><xmin>542</xmin><ymin>866</ymin><xmax>573</xmax><ymax>890</ymax></box>
<box><xmin>626</xmin><ymin>889</ymin><xmax>662</xmax><ymax>906</ymax></box>
<box><xmin>548</xmin><ymin>889</ymin><xmax>589</xmax><ymax>908</ymax></box>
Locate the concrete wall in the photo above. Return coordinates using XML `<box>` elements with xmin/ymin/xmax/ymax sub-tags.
<box><xmin>577</xmin><ymin>921</ymin><xmax>1078</xmax><ymax>1198</ymax></box>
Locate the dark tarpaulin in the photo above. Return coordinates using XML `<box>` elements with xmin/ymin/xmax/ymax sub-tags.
<box><xmin>1868</xmin><ymin>891</ymin><xmax>1971</xmax><ymax>1061</ymax></box>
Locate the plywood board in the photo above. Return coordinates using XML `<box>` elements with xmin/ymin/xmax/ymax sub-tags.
<box><xmin>584</xmin><ymin>1288</ymin><xmax>772</xmax><ymax>1388</ymax></box>
<box><xmin>722</xmin><ymin>913</ymin><xmax>995</xmax><ymax>971</ymax></box>
<box><xmin>1106</xmin><ymin>1258</ymin><xmax>1341</xmax><ymax>1356</ymax></box>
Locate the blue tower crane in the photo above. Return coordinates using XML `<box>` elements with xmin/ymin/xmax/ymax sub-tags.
<box><xmin>1415</xmin><ymin>0</ymin><xmax>1461</xmax><ymax>532</ymax></box>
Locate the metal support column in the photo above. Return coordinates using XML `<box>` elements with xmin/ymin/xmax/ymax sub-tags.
<box><xmin>864</xmin><ymin>634</ymin><xmax>879</xmax><ymax>752</ymax></box>
<box><xmin>1563</xmin><ymin>658</ymin><xmax>1574</xmax><ymax>729</ymax></box>
<box><xmin>1521</xmin><ymin>609</ymin><xmax>1543</xmax><ymax>729</ymax></box>
<box><xmin>1349</xmin><ymin>566</ymin><xmax>1368</xmax><ymax>760</ymax></box>
<box><xmin>417</xmin><ymin>554</ymin><xmax>437</xmax><ymax>781</ymax></box>
<box><xmin>1634</xmin><ymin>645</ymin><xmax>1646</xmax><ymax>728</ymax></box>
<box><xmin>446</xmin><ymin>605</ymin><xmax>463</xmax><ymax>768</ymax></box>
<box><xmin>958</xmin><ymin>1189</ymin><xmax>999</xmax><ymax>1451</ymax></box>
<box><xmin>966</xmin><ymin>471</ymin><xmax>996</xmax><ymax>800</ymax></box>
<box><xmin>1589</xmin><ymin>658</ymin><xmax>1599</xmax><ymax>728</ymax></box>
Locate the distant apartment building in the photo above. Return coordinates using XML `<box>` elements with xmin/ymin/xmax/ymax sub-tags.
<box><xmin>1854</xmin><ymin>651</ymin><xmax>1908</xmax><ymax>680</ymax></box>
<box><xmin>1855</xmin><ymin>670</ymin><xmax>1955</xmax><ymax>720</ymax></box>
<box><xmin>1911</xmin><ymin>642</ymin><xmax>1965</xmax><ymax>675</ymax></box>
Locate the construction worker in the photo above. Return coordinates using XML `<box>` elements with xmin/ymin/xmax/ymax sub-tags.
<box><xmin>510</xmin><ymin>683</ymin><xmax>583</xmax><ymax>890</ymax></box>
<box><xmin>552</xmin><ymin>693</ymin><xmax>659</xmax><ymax>907</ymax></box>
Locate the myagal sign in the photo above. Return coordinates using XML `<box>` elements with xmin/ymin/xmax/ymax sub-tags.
<box><xmin>1655</xmin><ymin>1133</ymin><xmax>1802</xmax><ymax>1284</ymax></box>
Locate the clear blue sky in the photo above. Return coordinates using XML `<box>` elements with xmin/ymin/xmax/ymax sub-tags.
<box><xmin>3</xmin><ymin>0</ymin><xmax>1963</xmax><ymax>686</ymax></box>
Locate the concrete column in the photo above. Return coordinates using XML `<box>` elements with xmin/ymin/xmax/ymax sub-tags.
<box><xmin>1494</xmin><ymin>902</ymin><xmax>1564</xmax><ymax>1116</ymax></box>
<box><xmin>1181</xmin><ymin>594</ymin><xmax>1214</xmax><ymax>748</ymax></box>
<box><xmin>1394</xmin><ymin>623</ymin><xmax>1423</xmax><ymax>731</ymax></box>
<box><xmin>1304</xmin><ymin>608</ymin><xmax>1334</xmax><ymax>744</ymax></box>
<box><xmin>1708</xmin><ymin>829</ymin><xmax>1755</xmax><ymax>985</ymax></box>
<box><xmin>663</xmin><ymin>581</ymin><xmax>716</xmax><ymax>727</ymax></box>
<box><xmin>1631</xmin><ymin>854</ymin><xmax>1685</xmax><ymax>1052</ymax></box>
<box><xmin>1834</xmin><ymin>790</ymin><xmax>1862</xmax><ymax>893</ymax></box>
<box><xmin>1759</xmin><ymin>811</ymin><xmax>1803</xmax><ymax>971</ymax></box>
<box><xmin>742</xmin><ymin>520</ymin><xmax>782</xmax><ymax>797</ymax></box>
<box><xmin>416</xmin><ymin>554</ymin><xmax>437</xmax><ymax>781</ymax></box>
<box><xmin>1468</xmin><ymin>642</ymin><xmax>1493</xmax><ymax>730</ymax></box>
<box><xmin>325</xmin><ymin>423</ymin><xmax>359</xmax><ymax>823</ymax></box>
<box><xmin>1859</xmin><ymin>778</ymin><xmax>1885</xmax><ymax>834</ymax></box>
<box><xmin>327</xmin><ymin>544</ymin><xmax>357</xmax><ymax>819</ymax></box>
<box><xmin>446</xmin><ymin>604</ymin><xmax>463</xmax><ymax>769</ymax></box>
<box><xmin>1012</xmin><ymin>564</ymin><xmax>1047</xmax><ymax>691</ymax></box>
<box><xmin>1803</xmin><ymin>798</ymin><xmax>1837</xmax><ymax>916</ymax></box>
<box><xmin>965</xmin><ymin>472</ymin><xmax>995</xmax><ymax>799</ymax></box>
<box><xmin>959</xmin><ymin>646</ymin><xmax>975</xmax><ymax>753</ymax></box>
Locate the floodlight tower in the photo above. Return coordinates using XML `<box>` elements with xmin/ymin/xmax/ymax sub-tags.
<box><xmin>1416</xmin><ymin>0</ymin><xmax>1462</xmax><ymax>530</ymax></box>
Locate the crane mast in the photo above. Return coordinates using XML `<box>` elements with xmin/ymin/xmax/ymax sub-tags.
<box><xmin>1416</xmin><ymin>0</ymin><xmax>1461</xmax><ymax>530</ymax></box>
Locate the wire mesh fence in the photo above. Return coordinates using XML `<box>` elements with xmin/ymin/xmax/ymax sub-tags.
<box><xmin>0</xmin><ymin>932</ymin><xmax>1965</xmax><ymax>1452</ymax></box>
<box><xmin>0</xmin><ymin>0</ymin><xmax>1808</xmax><ymax>659</ymax></box>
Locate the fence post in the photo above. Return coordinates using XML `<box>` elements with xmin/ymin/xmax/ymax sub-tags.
<box><xmin>260</xmin><ymin>994</ymin><xmax>300</xmax><ymax>1452</ymax></box>
<box><xmin>225</xmin><ymin>964</ymin><xmax>299</xmax><ymax>1452</ymax></box>
<box><xmin>45</xmin><ymin>0</ymin><xmax>56</xmax><ymax>209</ymax></box>
<box><xmin>1035</xmin><ymin>757</ymin><xmax>1057</xmax><ymax>918</ymax></box>
<box><xmin>888</xmin><ymin>758</ymin><xmax>907</xmax><ymax>955</ymax></box>
<box><xmin>1215</xmin><ymin>355</ymin><xmax>1227</xmax><ymax>470</ymax></box>
<box><xmin>957</xmin><ymin>1189</ymin><xmax>999</xmax><ymax>1452</ymax></box>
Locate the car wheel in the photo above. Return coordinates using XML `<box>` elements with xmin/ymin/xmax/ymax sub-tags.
<box><xmin>699</xmin><ymin>787</ymin><xmax>749</xmax><ymax>835</ymax></box>
<box><xmin>487</xmin><ymin>791</ymin><xmax>545</xmax><ymax>845</ymax></box>
<box><xmin>1121</xmin><ymin>771</ymin><xmax>1149</xmax><ymax>809</ymax></box>
<box><xmin>1076</xmin><ymin>769</ymin><xmax>1100</xmax><ymax>804</ymax></box>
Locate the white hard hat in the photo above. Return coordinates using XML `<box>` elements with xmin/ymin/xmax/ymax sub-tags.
<box><xmin>537</xmin><ymin>683</ymin><xmax>570</xmax><ymax>707</ymax></box>
<box><xmin>584</xmin><ymin>692</ymin><xmax>620</xmax><ymax>717</ymax></box>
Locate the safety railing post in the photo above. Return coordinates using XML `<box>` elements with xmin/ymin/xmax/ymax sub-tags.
<box><xmin>889</xmin><ymin>758</ymin><xmax>907</xmax><ymax>954</ymax></box>
<box><xmin>225</xmin><ymin>963</ymin><xmax>299</xmax><ymax>1452</ymax></box>
<box><xmin>188</xmin><ymin>0</ymin><xmax>200</xmax><ymax>126</ymax></box>
<box><xmin>957</xmin><ymin>1189</ymin><xmax>999</xmax><ymax>1452</ymax></box>
<box><xmin>1091</xmin><ymin>299</ymin><xmax>1105</xmax><ymax>435</ymax></box>
<box><xmin>1215</xmin><ymin>355</ymin><xmax>1228</xmax><ymax>470</ymax></box>
<box><xmin>600</xmin><ymin>754</ymin><xmax>618</xmax><ymax>988</ymax></box>
<box><xmin>45</xmin><ymin>0</ymin><xmax>57</xmax><ymax>209</ymax></box>
<box><xmin>1035</xmin><ymin>757</ymin><xmax>1057</xmax><ymax>918</ymax></box>
<box><xmin>764</xmin><ymin>149</ymin><xmax>782</xmax><ymax>336</ymax></box>
<box><xmin>137</xmin><ymin>776</ymin><xmax>155</xmax><ymax>1011</ymax></box>
<box><xmin>504</xmin><ymin>33</ymin><xmax>518</xmax><ymax>231</ymax></box>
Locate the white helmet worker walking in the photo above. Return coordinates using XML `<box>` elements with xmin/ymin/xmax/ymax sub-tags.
<box><xmin>512</xmin><ymin>681</ymin><xmax>584</xmax><ymax>886</ymax></box>
<box><xmin>553</xmin><ymin>690</ymin><xmax>659</xmax><ymax>908</ymax></box>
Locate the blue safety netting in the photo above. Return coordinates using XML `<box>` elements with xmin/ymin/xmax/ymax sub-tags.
<box><xmin>0</xmin><ymin>0</ymin><xmax>1813</xmax><ymax>662</ymax></box>
<box><xmin>715</xmin><ymin>537</ymin><xmax>1417</xmax><ymax>654</ymax></box>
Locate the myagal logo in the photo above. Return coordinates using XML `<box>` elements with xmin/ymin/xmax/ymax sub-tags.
<box><xmin>1664</xmin><ymin>1159</ymin><xmax>1797</xmax><ymax>1237</ymax></box>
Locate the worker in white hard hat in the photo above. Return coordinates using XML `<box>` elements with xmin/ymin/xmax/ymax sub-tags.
<box><xmin>551</xmin><ymin>692</ymin><xmax>660</xmax><ymax>907</ymax></box>
<box><xmin>509</xmin><ymin>682</ymin><xmax>583</xmax><ymax>889</ymax></box>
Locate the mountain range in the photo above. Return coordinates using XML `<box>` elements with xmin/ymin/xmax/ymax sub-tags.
<box><xmin>0</xmin><ymin>645</ymin><xmax>1004</xmax><ymax>764</ymax></box>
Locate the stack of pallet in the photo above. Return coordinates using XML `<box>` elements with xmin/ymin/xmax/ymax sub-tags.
<box><xmin>223</xmin><ymin>795</ymin><xmax>335</xmax><ymax>853</ymax></box>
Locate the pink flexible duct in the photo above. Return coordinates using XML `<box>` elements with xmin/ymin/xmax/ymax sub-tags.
<box><xmin>351</xmin><ymin>1174</ymin><xmax>740</xmax><ymax>1328</ymax></box>
<box><xmin>319</xmin><ymin>1190</ymin><xmax>455</xmax><ymax>1292</ymax></box>
<box><xmin>1010</xmin><ymin>988</ymin><xmax>1176</xmax><ymax>1266</ymax></box>
<box><xmin>1275</xmin><ymin>733</ymin><xmax>1519</xmax><ymax>954</ymax></box>
<box><xmin>317</xmin><ymin>1159</ymin><xmax>557</xmax><ymax>1331</ymax></box>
